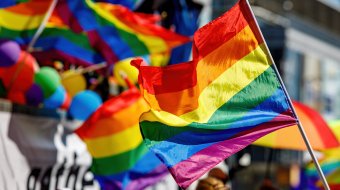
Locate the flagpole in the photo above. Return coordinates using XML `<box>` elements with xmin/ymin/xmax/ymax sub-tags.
<box><xmin>27</xmin><ymin>0</ymin><xmax>58</xmax><ymax>52</ymax></box>
<box><xmin>244</xmin><ymin>1</ymin><xmax>330</xmax><ymax>189</ymax></box>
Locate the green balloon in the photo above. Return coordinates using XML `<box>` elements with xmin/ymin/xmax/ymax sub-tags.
<box><xmin>34</xmin><ymin>67</ymin><xmax>61</xmax><ymax>98</ymax></box>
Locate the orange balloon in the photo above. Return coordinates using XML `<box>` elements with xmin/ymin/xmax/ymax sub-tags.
<box><xmin>0</xmin><ymin>51</ymin><xmax>38</xmax><ymax>92</ymax></box>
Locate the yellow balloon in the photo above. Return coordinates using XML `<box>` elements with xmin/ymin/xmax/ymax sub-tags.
<box><xmin>113</xmin><ymin>58</ymin><xmax>139</xmax><ymax>87</ymax></box>
<box><xmin>61</xmin><ymin>70</ymin><xmax>87</xmax><ymax>97</ymax></box>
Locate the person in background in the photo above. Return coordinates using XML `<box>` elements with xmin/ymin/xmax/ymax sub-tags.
<box><xmin>258</xmin><ymin>179</ymin><xmax>278</xmax><ymax>190</ymax></box>
<box><xmin>196</xmin><ymin>168</ymin><xmax>230</xmax><ymax>190</ymax></box>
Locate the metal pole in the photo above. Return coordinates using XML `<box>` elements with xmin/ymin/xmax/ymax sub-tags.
<box><xmin>27</xmin><ymin>0</ymin><xmax>58</xmax><ymax>52</ymax></box>
<box><xmin>244</xmin><ymin>0</ymin><xmax>330</xmax><ymax>189</ymax></box>
<box><xmin>77</xmin><ymin>62</ymin><xmax>107</xmax><ymax>74</ymax></box>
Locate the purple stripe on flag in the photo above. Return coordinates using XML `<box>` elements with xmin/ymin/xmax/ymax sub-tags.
<box><xmin>170</xmin><ymin>113</ymin><xmax>297</xmax><ymax>188</ymax></box>
<box><xmin>126</xmin><ymin>164</ymin><xmax>168</xmax><ymax>190</ymax></box>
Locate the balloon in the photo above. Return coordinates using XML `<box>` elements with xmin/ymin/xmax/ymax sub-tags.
<box><xmin>34</xmin><ymin>67</ymin><xmax>61</xmax><ymax>98</ymax></box>
<box><xmin>61</xmin><ymin>70</ymin><xmax>86</xmax><ymax>97</ymax></box>
<box><xmin>0</xmin><ymin>51</ymin><xmax>38</xmax><ymax>92</ymax></box>
<box><xmin>113</xmin><ymin>58</ymin><xmax>138</xmax><ymax>87</ymax></box>
<box><xmin>69</xmin><ymin>90</ymin><xmax>102</xmax><ymax>120</ymax></box>
<box><xmin>43</xmin><ymin>86</ymin><xmax>66</xmax><ymax>109</ymax></box>
<box><xmin>0</xmin><ymin>40</ymin><xmax>21</xmax><ymax>67</ymax></box>
<box><xmin>7</xmin><ymin>90</ymin><xmax>26</xmax><ymax>105</ymax></box>
<box><xmin>25</xmin><ymin>84</ymin><xmax>44</xmax><ymax>107</ymax></box>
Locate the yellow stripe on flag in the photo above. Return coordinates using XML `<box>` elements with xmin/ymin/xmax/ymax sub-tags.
<box><xmin>84</xmin><ymin>124</ymin><xmax>142</xmax><ymax>158</ymax></box>
<box><xmin>0</xmin><ymin>10</ymin><xmax>44</xmax><ymax>30</ymax></box>
<box><xmin>140</xmin><ymin>44</ymin><xmax>271</xmax><ymax>127</ymax></box>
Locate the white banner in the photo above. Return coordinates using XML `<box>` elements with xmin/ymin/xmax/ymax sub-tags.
<box><xmin>0</xmin><ymin>100</ymin><xmax>179</xmax><ymax>190</ymax></box>
<box><xmin>0</xmin><ymin>100</ymin><xmax>100</xmax><ymax>190</ymax></box>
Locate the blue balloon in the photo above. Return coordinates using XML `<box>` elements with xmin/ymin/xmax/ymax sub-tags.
<box><xmin>43</xmin><ymin>86</ymin><xmax>66</xmax><ymax>109</ymax></box>
<box><xmin>69</xmin><ymin>90</ymin><xmax>102</xmax><ymax>120</ymax></box>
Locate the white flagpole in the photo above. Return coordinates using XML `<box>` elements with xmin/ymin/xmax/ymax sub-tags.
<box><xmin>27</xmin><ymin>0</ymin><xmax>58</xmax><ymax>52</ymax></box>
<box><xmin>244</xmin><ymin>0</ymin><xmax>330</xmax><ymax>189</ymax></box>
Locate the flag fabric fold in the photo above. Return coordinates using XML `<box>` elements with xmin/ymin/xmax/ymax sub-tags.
<box><xmin>0</xmin><ymin>1</ymin><xmax>105</xmax><ymax>66</ymax></box>
<box><xmin>56</xmin><ymin>0</ymin><xmax>190</xmax><ymax>64</ymax></box>
<box><xmin>75</xmin><ymin>86</ymin><xmax>168</xmax><ymax>190</ymax></box>
<box><xmin>254</xmin><ymin>101</ymin><xmax>340</xmax><ymax>150</ymax></box>
<box><xmin>132</xmin><ymin>0</ymin><xmax>298</xmax><ymax>188</ymax></box>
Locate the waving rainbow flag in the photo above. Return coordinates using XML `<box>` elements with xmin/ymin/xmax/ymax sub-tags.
<box><xmin>0</xmin><ymin>1</ymin><xmax>105</xmax><ymax>66</ymax></box>
<box><xmin>75</xmin><ymin>87</ymin><xmax>168</xmax><ymax>190</ymax></box>
<box><xmin>57</xmin><ymin>0</ymin><xmax>189</xmax><ymax>64</ymax></box>
<box><xmin>132</xmin><ymin>0</ymin><xmax>298</xmax><ymax>188</ymax></box>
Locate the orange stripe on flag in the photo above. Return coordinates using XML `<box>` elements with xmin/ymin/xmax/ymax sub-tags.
<box><xmin>140</xmin><ymin>26</ymin><xmax>262</xmax><ymax>116</ymax></box>
<box><xmin>4</xmin><ymin>1</ymin><xmax>51</xmax><ymax>15</ymax></box>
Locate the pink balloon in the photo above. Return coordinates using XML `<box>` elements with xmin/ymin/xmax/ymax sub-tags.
<box><xmin>0</xmin><ymin>40</ymin><xmax>21</xmax><ymax>67</ymax></box>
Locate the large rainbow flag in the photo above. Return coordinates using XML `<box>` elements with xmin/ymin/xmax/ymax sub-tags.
<box><xmin>75</xmin><ymin>86</ymin><xmax>168</xmax><ymax>190</ymax></box>
<box><xmin>57</xmin><ymin>0</ymin><xmax>189</xmax><ymax>64</ymax></box>
<box><xmin>132</xmin><ymin>0</ymin><xmax>298</xmax><ymax>188</ymax></box>
<box><xmin>0</xmin><ymin>1</ymin><xmax>105</xmax><ymax>66</ymax></box>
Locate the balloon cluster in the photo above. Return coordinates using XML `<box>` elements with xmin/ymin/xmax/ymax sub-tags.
<box><xmin>0</xmin><ymin>40</ymin><xmax>102</xmax><ymax>121</ymax></box>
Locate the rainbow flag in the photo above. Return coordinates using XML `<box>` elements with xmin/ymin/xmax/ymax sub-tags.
<box><xmin>305</xmin><ymin>147</ymin><xmax>340</xmax><ymax>181</ymax></box>
<box><xmin>320</xmin><ymin>168</ymin><xmax>340</xmax><ymax>189</ymax></box>
<box><xmin>29</xmin><ymin>27</ymin><xmax>105</xmax><ymax>66</ymax></box>
<box><xmin>56</xmin><ymin>0</ymin><xmax>189</xmax><ymax>64</ymax></box>
<box><xmin>75</xmin><ymin>87</ymin><xmax>168</xmax><ymax>190</ymax></box>
<box><xmin>254</xmin><ymin>101</ymin><xmax>340</xmax><ymax>150</ymax></box>
<box><xmin>0</xmin><ymin>1</ymin><xmax>105</xmax><ymax>66</ymax></box>
<box><xmin>33</xmin><ymin>14</ymin><xmax>105</xmax><ymax>66</ymax></box>
<box><xmin>306</xmin><ymin>158</ymin><xmax>340</xmax><ymax>178</ymax></box>
<box><xmin>132</xmin><ymin>0</ymin><xmax>298</xmax><ymax>188</ymax></box>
